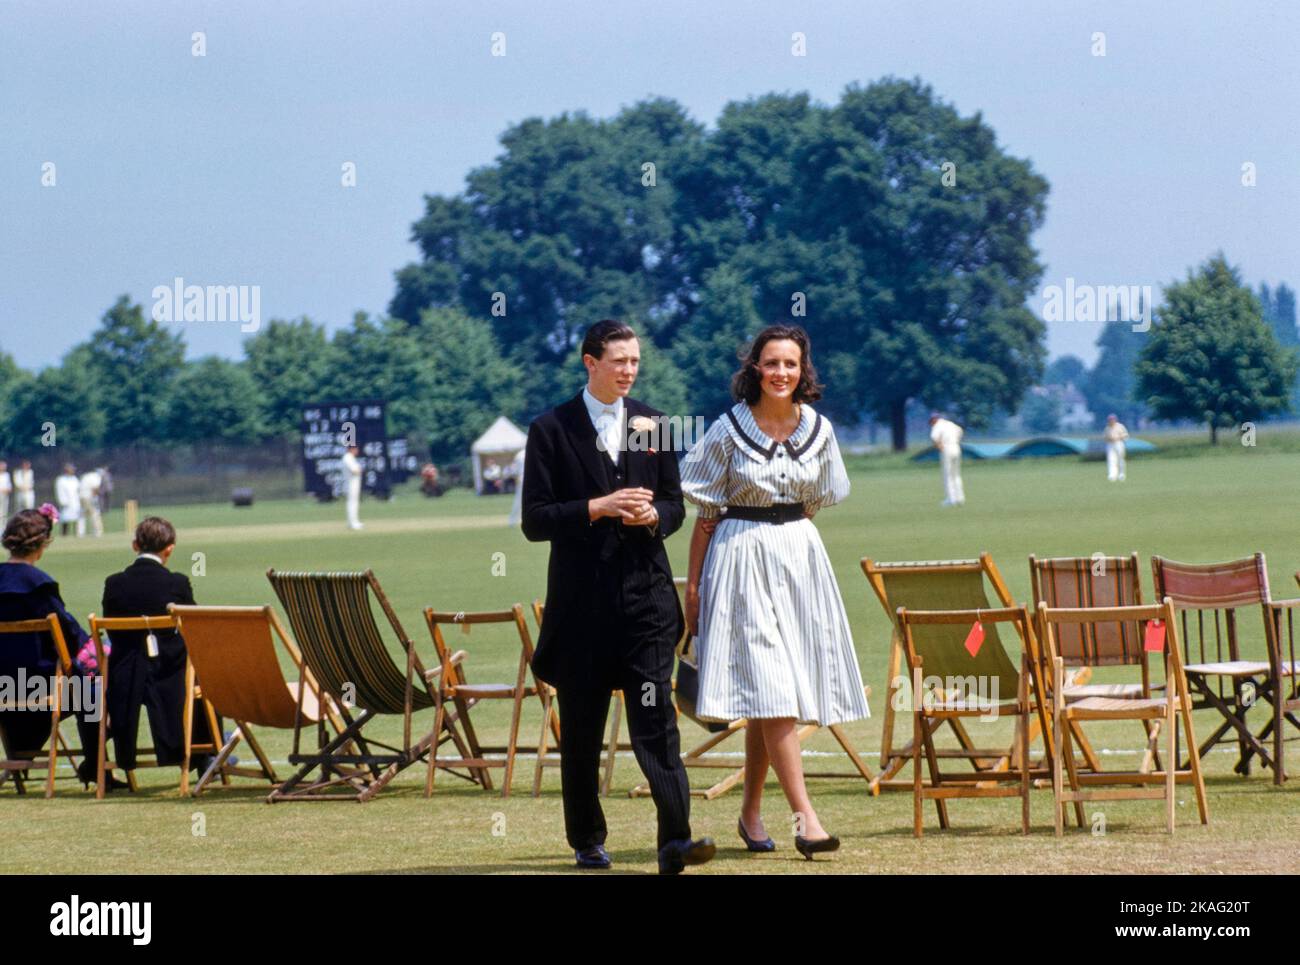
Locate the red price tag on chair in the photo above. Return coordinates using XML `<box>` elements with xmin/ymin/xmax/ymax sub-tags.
<box><xmin>964</xmin><ymin>620</ymin><xmax>985</xmax><ymax>657</ymax></box>
<box><xmin>1144</xmin><ymin>619</ymin><xmax>1166</xmax><ymax>653</ymax></box>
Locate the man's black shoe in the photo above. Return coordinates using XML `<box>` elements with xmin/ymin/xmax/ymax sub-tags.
<box><xmin>658</xmin><ymin>837</ymin><xmax>716</xmax><ymax>875</ymax></box>
<box><xmin>574</xmin><ymin>844</ymin><xmax>612</xmax><ymax>869</ymax></box>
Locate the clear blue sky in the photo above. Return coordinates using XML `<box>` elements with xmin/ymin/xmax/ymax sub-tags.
<box><xmin>2</xmin><ymin>0</ymin><xmax>1296</xmax><ymax>371</ymax></box>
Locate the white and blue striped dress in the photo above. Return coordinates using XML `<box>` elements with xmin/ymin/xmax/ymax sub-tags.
<box><xmin>680</xmin><ymin>403</ymin><xmax>871</xmax><ymax>726</ymax></box>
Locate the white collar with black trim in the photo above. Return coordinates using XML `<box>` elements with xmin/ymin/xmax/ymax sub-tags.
<box><xmin>725</xmin><ymin>403</ymin><xmax>824</xmax><ymax>462</ymax></box>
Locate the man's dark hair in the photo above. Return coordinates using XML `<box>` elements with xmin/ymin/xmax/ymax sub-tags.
<box><xmin>580</xmin><ymin>319</ymin><xmax>638</xmax><ymax>360</ymax></box>
<box><xmin>135</xmin><ymin>516</ymin><xmax>177</xmax><ymax>555</ymax></box>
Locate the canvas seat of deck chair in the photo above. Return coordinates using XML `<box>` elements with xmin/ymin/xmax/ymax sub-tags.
<box><xmin>1036</xmin><ymin>598</ymin><xmax>1209</xmax><ymax>835</ymax></box>
<box><xmin>1151</xmin><ymin>554</ymin><xmax>1299</xmax><ymax>785</ymax></box>
<box><xmin>168</xmin><ymin>604</ymin><xmax>355</xmax><ymax>797</ymax></box>
<box><xmin>529</xmin><ymin>600</ymin><xmax>626</xmax><ymax>798</ymax></box>
<box><xmin>895</xmin><ymin>604</ymin><xmax>1051</xmax><ymax>836</ymax></box>
<box><xmin>1029</xmin><ymin>553</ymin><xmax>1164</xmax><ymax>784</ymax></box>
<box><xmin>0</xmin><ymin>614</ymin><xmax>90</xmax><ymax>798</ymax></box>
<box><xmin>87</xmin><ymin>613</ymin><xmax>227</xmax><ymax>798</ymax></box>
<box><xmin>862</xmin><ymin>553</ymin><xmax>1026</xmax><ymax>792</ymax></box>
<box><xmin>424</xmin><ymin>604</ymin><xmax>561</xmax><ymax>798</ymax></box>
<box><xmin>628</xmin><ymin>577</ymin><xmax>875</xmax><ymax>801</ymax></box>
<box><xmin>265</xmin><ymin>569</ymin><xmax>477</xmax><ymax>801</ymax></box>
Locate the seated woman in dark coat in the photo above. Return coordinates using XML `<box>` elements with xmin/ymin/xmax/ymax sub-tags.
<box><xmin>0</xmin><ymin>505</ymin><xmax>123</xmax><ymax>789</ymax></box>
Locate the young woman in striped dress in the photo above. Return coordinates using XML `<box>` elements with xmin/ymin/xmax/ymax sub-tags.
<box><xmin>681</xmin><ymin>324</ymin><xmax>870</xmax><ymax>860</ymax></box>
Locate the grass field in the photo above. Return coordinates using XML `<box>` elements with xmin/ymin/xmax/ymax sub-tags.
<box><xmin>3</xmin><ymin>432</ymin><xmax>1299</xmax><ymax>874</ymax></box>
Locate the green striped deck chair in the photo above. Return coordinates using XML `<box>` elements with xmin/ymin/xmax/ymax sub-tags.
<box><xmin>266</xmin><ymin>569</ymin><xmax>475</xmax><ymax>801</ymax></box>
<box><xmin>861</xmin><ymin>554</ymin><xmax>1025</xmax><ymax>792</ymax></box>
<box><xmin>895</xmin><ymin>604</ymin><xmax>1050</xmax><ymax>835</ymax></box>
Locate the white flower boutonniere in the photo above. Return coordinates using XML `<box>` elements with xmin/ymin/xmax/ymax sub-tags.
<box><xmin>629</xmin><ymin>415</ymin><xmax>658</xmax><ymax>454</ymax></box>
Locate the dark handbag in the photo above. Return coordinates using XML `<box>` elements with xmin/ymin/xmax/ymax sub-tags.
<box><xmin>674</xmin><ymin>637</ymin><xmax>729</xmax><ymax>733</ymax></box>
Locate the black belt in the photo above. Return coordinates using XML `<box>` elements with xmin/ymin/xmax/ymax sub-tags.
<box><xmin>723</xmin><ymin>503</ymin><xmax>806</xmax><ymax>524</ymax></box>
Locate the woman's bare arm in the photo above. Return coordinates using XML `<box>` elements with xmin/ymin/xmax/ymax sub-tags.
<box><xmin>684</xmin><ymin>516</ymin><xmax>717</xmax><ymax>634</ymax></box>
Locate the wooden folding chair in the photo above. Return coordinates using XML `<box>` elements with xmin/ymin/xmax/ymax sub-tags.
<box><xmin>1037</xmin><ymin>598</ymin><xmax>1208</xmax><ymax>834</ymax></box>
<box><xmin>168</xmin><ymin>604</ymin><xmax>353</xmax><ymax>796</ymax></box>
<box><xmin>862</xmin><ymin>554</ymin><xmax>1020</xmax><ymax>791</ymax></box>
<box><xmin>626</xmin><ymin>577</ymin><xmax>874</xmax><ymax>800</ymax></box>
<box><xmin>1271</xmin><ymin>580</ymin><xmax>1300</xmax><ymax>781</ymax></box>
<box><xmin>895</xmin><ymin>604</ymin><xmax>1050</xmax><ymax>836</ymax></box>
<box><xmin>265</xmin><ymin>569</ymin><xmax>476</xmax><ymax>801</ymax></box>
<box><xmin>1029</xmin><ymin>554</ymin><xmax>1163</xmax><ymax>779</ymax></box>
<box><xmin>87</xmin><ymin>614</ymin><xmax>227</xmax><ymax>797</ymax></box>
<box><xmin>0</xmin><ymin>614</ymin><xmax>91</xmax><ymax>797</ymax></box>
<box><xmin>529</xmin><ymin>601</ymin><xmax>625</xmax><ymax>798</ymax></box>
<box><xmin>423</xmin><ymin>604</ymin><xmax>560</xmax><ymax>798</ymax></box>
<box><xmin>1153</xmin><ymin>554</ymin><xmax>1300</xmax><ymax>783</ymax></box>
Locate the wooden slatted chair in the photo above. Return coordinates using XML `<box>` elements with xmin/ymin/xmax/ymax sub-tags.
<box><xmin>0</xmin><ymin>614</ymin><xmax>90</xmax><ymax>797</ymax></box>
<box><xmin>895</xmin><ymin>604</ymin><xmax>1049</xmax><ymax>836</ymax></box>
<box><xmin>1152</xmin><ymin>554</ymin><xmax>1299</xmax><ymax>783</ymax></box>
<box><xmin>1029</xmin><ymin>554</ymin><xmax>1162</xmax><ymax>778</ymax></box>
<box><xmin>87</xmin><ymin>614</ymin><xmax>225</xmax><ymax>797</ymax></box>
<box><xmin>1036</xmin><ymin>598</ymin><xmax>1208</xmax><ymax>834</ymax></box>
<box><xmin>862</xmin><ymin>554</ymin><xmax>1022</xmax><ymax>791</ymax></box>
<box><xmin>168</xmin><ymin>604</ymin><xmax>353</xmax><ymax>797</ymax></box>
<box><xmin>424</xmin><ymin>604</ymin><xmax>559</xmax><ymax>798</ymax></box>
<box><xmin>1270</xmin><ymin>580</ymin><xmax>1300</xmax><ymax>781</ymax></box>
<box><xmin>265</xmin><ymin>569</ymin><xmax>476</xmax><ymax>801</ymax></box>
<box><xmin>530</xmin><ymin>601</ymin><xmax>623</xmax><ymax>798</ymax></box>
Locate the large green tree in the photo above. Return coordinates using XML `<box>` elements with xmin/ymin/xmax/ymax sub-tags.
<box><xmin>390</xmin><ymin>82</ymin><xmax>1049</xmax><ymax>443</ymax></box>
<box><xmin>8</xmin><ymin>346</ymin><xmax>107</xmax><ymax>452</ymax></box>
<box><xmin>390</xmin><ymin>99</ymin><xmax>704</xmax><ymax>417</ymax></box>
<box><xmin>0</xmin><ymin>350</ymin><xmax>33</xmax><ymax>452</ymax></box>
<box><xmin>86</xmin><ymin>296</ymin><xmax>186</xmax><ymax>446</ymax></box>
<box><xmin>166</xmin><ymin>356</ymin><xmax>264</xmax><ymax>444</ymax></box>
<box><xmin>668</xmin><ymin>264</ymin><xmax>763</xmax><ymax>418</ymax></box>
<box><xmin>325</xmin><ymin>309</ymin><xmax>522</xmax><ymax>464</ymax></box>
<box><xmin>1136</xmin><ymin>254</ymin><xmax>1296</xmax><ymax>443</ymax></box>
<box><xmin>243</xmin><ymin>318</ymin><xmax>335</xmax><ymax>438</ymax></box>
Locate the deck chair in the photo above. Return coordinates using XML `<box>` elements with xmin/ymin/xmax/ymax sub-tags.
<box><xmin>0</xmin><ymin>614</ymin><xmax>90</xmax><ymax>797</ymax></box>
<box><xmin>265</xmin><ymin>569</ymin><xmax>476</xmax><ymax>801</ymax></box>
<box><xmin>87</xmin><ymin>614</ymin><xmax>227</xmax><ymax>798</ymax></box>
<box><xmin>1153</xmin><ymin>554</ymin><xmax>1299</xmax><ymax>783</ymax></box>
<box><xmin>1029</xmin><ymin>554</ymin><xmax>1162</xmax><ymax>777</ymax></box>
<box><xmin>895</xmin><ymin>604</ymin><xmax>1050</xmax><ymax>836</ymax></box>
<box><xmin>629</xmin><ymin>577</ymin><xmax>875</xmax><ymax>800</ymax></box>
<box><xmin>1037</xmin><ymin>599</ymin><xmax>1209</xmax><ymax>834</ymax></box>
<box><xmin>862</xmin><ymin>554</ymin><xmax>1021</xmax><ymax>791</ymax></box>
<box><xmin>424</xmin><ymin>604</ymin><xmax>560</xmax><ymax>798</ymax></box>
<box><xmin>530</xmin><ymin>601</ymin><xmax>625</xmax><ymax>798</ymax></box>
<box><xmin>168</xmin><ymin>605</ymin><xmax>352</xmax><ymax>796</ymax></box>
<box><xmin>1272</xmin><ymin>578</ymin><xmax>1300</xmax><ymax>781</ymax></box>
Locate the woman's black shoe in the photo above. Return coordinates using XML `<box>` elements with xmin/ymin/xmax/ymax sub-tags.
<box><xmin>794</xmin><ymin>834</ymin><xmax>840</xmax><ymax>861</ymax></box>
<box><xmin>737</xmin><ymin>818</ymin><xmax>776</xmax><ymax>852</ymax></box>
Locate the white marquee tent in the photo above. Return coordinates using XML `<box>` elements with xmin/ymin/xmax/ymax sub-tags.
<box><xmin>470</xmin><ymin>416</ymin><xmax>528</xmax><ymax>495</ymax></box>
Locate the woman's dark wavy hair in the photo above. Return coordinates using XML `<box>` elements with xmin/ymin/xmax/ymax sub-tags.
<box><xmin>3</xmin><ymin>509</ymin><xmax>54</xmax><ymax>557</ymax></box>
<box><xmin>730</xmin><ymin>324</ymin><xmax>824</xmax><ymax>405</ymax></box>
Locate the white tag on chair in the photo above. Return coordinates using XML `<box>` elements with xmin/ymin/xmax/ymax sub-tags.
<box><xmin>146</xmin><ymin>632</ymin><xmax>159</xmax><ymax>658</ymax></box>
